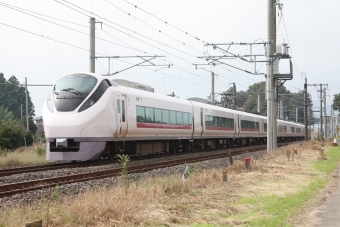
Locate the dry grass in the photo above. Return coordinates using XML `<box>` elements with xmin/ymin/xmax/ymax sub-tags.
<box><xmin>0</xmin><ymin>141</ymin><xmax>338</xmax><ymax>226</ymax></box>
<box><xmin>0</xmin><ymin>143</ymin><xmax>49</xmax><ymax>168</ymax></box>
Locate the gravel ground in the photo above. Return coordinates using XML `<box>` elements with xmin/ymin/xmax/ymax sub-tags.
<box><xmin>0</xmin><ymin>148</ymin><xmax>266</xmax><ymax>208</ymax></box>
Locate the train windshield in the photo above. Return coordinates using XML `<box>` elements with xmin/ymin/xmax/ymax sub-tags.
<box><xmin>52</xmin><ymin>74</ymin><xmax>98</xmax><ymax>112</ymax></box>
<box><xmin>54</xmin><ymin>74</ymin><xmax>97</xmax><ymax>94</ymax></box>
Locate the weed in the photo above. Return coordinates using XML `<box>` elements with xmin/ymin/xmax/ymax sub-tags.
<box><xmin>54</xmin><ymin>184</ymin><xmax>60</xmax><ymax>202</ymax></box>
<box><xmin>36</xmin><ymin>145</ymin><xmax>45</xmax><ymax>157</ymax></box>
<box><xmin>117</xmin><ymin>154</ymin><xmax>130</xmax><ymax>193</ymax></box>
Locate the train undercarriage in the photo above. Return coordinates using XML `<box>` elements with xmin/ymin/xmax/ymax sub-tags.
<box><xmin>101</xmin><ymin>136</ymin><xmax>304</xmax><ymax>160</ymax></box>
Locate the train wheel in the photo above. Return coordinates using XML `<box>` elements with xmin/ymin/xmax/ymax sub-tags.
<box><xmin>170</xmin><ymin>142</ymin><xmax>177</xmax><ymax>153</ymax></box>
<box><xmin>108</xmin><ymin>151</ymin><xmax>116</xmax><ymax>161</ymax></box>
<box><xmin>182</xmin><ymin>142</ymin><xmax>189</xmax><ymax>152</ymax></box>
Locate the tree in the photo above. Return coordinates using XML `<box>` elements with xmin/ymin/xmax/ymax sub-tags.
<box><xmin>0</xmin><ymin>106</ymin><xmax>15</xmax><ymax>121</ymax></box>
<box><xmin>223</xmin><ymin>81</ymin><xmax>314</xmax><ymax>124</ymax></box>
<box><xmin>333</xmin><ymin>94</ymin><xmax>340</xmax><ymax>113</ymax></box>
<box><xmin>0</xmin><ymin>73</ymin><xmax>36</xmax><ymax>133</ymax></box>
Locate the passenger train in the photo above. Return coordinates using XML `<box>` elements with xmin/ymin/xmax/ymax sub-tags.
<box><xmin>43</xmin><ymin>72</ymin><xmax>305</xmax><ymax>161</ymax></box>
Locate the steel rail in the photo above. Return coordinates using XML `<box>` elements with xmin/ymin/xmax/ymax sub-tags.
<box><xmin>0</xmin><ymin>144</ymin><xmax>288</xmax><ymax>198</ymax></box>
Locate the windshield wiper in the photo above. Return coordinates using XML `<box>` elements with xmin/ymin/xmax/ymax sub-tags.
<box><xmin>60</xmin><ymin>88</ymin><xmax>83</xmax><ymax>95</ymax></box>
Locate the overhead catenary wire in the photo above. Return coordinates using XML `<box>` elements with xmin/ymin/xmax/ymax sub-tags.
<box><xmin>123</xmin><ymin>0</ymin><xmax>207</xmax><ymax>44</ymax></box>
<box><xmin>55</xmin><ymin>0</ymin><xmax>252</xmax><ymax>91</ymax></box>
<box><xmin>0</xmin><ymin>3</ymin><xmax>139</xmax><ymax>52</ymax></box>
<box><xmin>104</xmin><ymin>0</ymin><xmax>203</xmax><ymax>53</ymax></box>
<box><xmin>56</xmin><ymin>0</ymin><xmax>198</xmax><ymax>59</ymax></box>
<box><xmin>0</xmin><ymin>1</ymin><xmax>88</xmax><ymax>27</ymax></box>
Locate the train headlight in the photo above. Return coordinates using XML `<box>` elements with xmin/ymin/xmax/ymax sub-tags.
<box><xmin>47</xmin><ymin>99</ymin><xmax>54</xmax><ymax>113</ymax></box>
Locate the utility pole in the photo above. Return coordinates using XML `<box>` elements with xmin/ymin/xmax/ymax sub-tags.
<box><xmin>331</xmin><ymin>107</ymin><xmax>334</xmax><ymax>137</ymax></box>
<box><xmin>304</xmin><ymin>77</ymin><xmax>308</xmax><ymax>140</ymax></box>
<box><xmin>21</xmin><ymin>104</ymin><xmax>22</xmax><ymax>119</ymax></box>
<box><xmin>229</xmin><ymin>83</ymin><xmax>236</xmax><ymax>108</ymax></box>
<box><xmin>266</xmin><ymin>0</ymin><xmax>275</xmax><ymax>152</ymax></box>
<box><xmin>307</xmin><ymin>83</ymin><xmax>327</xmax><ymax>139</ymax></box>
<box><xmin>211</xmin><ymin>72</ymin><xmax>215</xmax><ymax>102</ymax></box>
<box><xmin>296</xmin><ymin>107</ymin><xmax>298</xmax><ymax>122</ymax></box>
<box><xmin>272</xmin><ymin>1</ymin><xmax>277</xmax><ymax>150</ymax></box>
<box><xmin>257</xmin><ymin>94</ymin><xmax>260</xmax><ymax>113</ymax></box>
<box><xmin>90</xmin><ymin>17</ymin><xmax>95</xmax><ymax>73</ymax></box>
<box><xmin>25</xmin><ymin>77</ymin><xmax>29</xmax><ymax>131</ymax></box>
<box><xmin>280</xmin><ymin>100</ymin><xmax>283</xmax><ymax>119</ymax></box>
<box><xmin>324</xmin><ymin>87</ymin><xmax>327</xmax><ymax>139</ymax></box>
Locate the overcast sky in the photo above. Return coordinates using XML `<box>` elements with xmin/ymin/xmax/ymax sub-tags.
<box><xmin>0</xmin><ymin>0</ymin><xmax>339</xmax><ymax>120</ymax></box>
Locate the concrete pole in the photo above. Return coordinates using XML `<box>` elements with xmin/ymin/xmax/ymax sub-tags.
<box><xmin>304</xmin><ymin>77</ymin><xmax>308</xmax><ymax>140</ymax></box>
<box><xmin>211</xmin><ymin>72</ymin><xmax>215</xmax><ymax>102</ymax></box>
<box><xmin>324</xmin><ymin>87</ymin><xmax>327</xmax><ymax>139</ymax></box>
<box><xmin>233</xmin><ymin>83</ymin><xmax>236</xmax><ymax>108</ymax></box>
<box><xmin>257</xmin><ymin>94</ymin><xmax>260</xmax><ymax>113</ymax></box>
<box><xmin>272</xmin><ymin>2</ymin><xmax>277</xmax><ymax>150</ymax></box>
<box><xmin>331</xmin><ymin>107</ymin><xmax>334</xmax><ymax>137</ymax></box>
<box><xmin>25</xmin><ymin>77</ymin><xmax>29</xmax><ymax>131</ymax></box>
<box><xmin>266</xmin><ymin>0</ymin><xmax>275</xmax><ymax>151</ymax></box>
<box><xmin>90</xmin><ymin>17</ymin><xmax>95</xmax><ymax>73</ymax></box>
<box><xmin>320</xmin><ymin>84</ymin><xmax>323</xmax><ymax>138</ymax></box>
<box><xmin>296</xmin><ymin>107</ymin><xmax>298</xmax><ymax>122</ymax></box>
<box><xmin>337</xmin><ymin>114</ymin><xmax>339</xmax><ymax>139</ymax></box>
<box><xmin>280</xmin><ymin>99</ymin><xmax>283</xmax><ymax>119</ymax></box>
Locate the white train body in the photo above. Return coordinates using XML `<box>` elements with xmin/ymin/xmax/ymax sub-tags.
<box><xmin>43</xmin><ymin>72</ymin><xmax>305</xmax><ymax>161</ymax></box>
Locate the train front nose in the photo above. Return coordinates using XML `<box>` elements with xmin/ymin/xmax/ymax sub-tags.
<box><xmin>43</xmin><ymin>73</ymin><xmax>111</xmax><ymax>161</ymax></box>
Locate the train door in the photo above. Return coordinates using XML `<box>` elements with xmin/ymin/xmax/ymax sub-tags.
<box><xmin>200</xmin><ymin>108</ymin><xmax>204</xmax><ymax>136</ymax></box>
<box><xmin>120</xmin><ymin>95</ymin><xmax>128</xmax><ymax>136</ymax></box>
<box><xmin>236</xmin><ymin>114</ymin><xmax>240</xmax><ymax>136</ymax></box>
<box><xmin>116</xmin><ymin>95</ymin><xmax>122</xmax><ymax>135</ymax></box>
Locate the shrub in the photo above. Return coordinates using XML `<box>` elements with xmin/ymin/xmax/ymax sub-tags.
<box><xmin>0</xmin><ymin>119</ymin><xmax>33</xmax><ymax>149</ymax></box>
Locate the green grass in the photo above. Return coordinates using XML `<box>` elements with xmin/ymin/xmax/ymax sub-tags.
<box><xmin>226</xmin><ymin>146</ymin><xmax>340</xmax><ymax>227</ymax></box>
<box><xmin>314</xmin><ymin>146</ymin><xmax>340</xmax><ymax>172</ymax></box>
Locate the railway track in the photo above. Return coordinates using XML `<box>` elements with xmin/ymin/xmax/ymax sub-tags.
<box><xmin>0</xmin><ymin>144</ymin><xmax>289</xmax><ymax>198</ymax></box>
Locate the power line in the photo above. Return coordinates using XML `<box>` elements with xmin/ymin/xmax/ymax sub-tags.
<box><xmin>0</xmin><ymin>3</ymin><xmax>136</xmax><ymax>52</ymax></box>
<box><xmin>56</xmin><ymin>0</ymin><xmax>198</xmax><ymax>58</ymax></box>
<box><xmin>281</xmin><ymin>12</ymin><xmax>301</xmax><ymax>77</ymax></box>
<box><xmin>123</xmin><ymin>0</ymin><xmax>207</xmax><ymax>44</ymax></box>
<box><xmin>104</xmin><ymin>0</ymin><xmax>202</xmax><ymax>53</ymax></box>
<box><xmin>0</xmin><ymin>2</ymin><xmax>88</xmax><ymax>27</ymax></box>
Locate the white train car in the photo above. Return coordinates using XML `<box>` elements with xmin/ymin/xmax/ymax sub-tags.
<box><xmin>43</xmin><ymin>72</ymin><xmax>304</xmax><ymax>161</ymax></box>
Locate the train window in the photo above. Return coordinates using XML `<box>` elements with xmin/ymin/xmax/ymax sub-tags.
<box><xmin>183</xmin><ymin>112</ymin><xmax>189</xmax><ymax>125</ymax></box>
<box><xmin>136</xmin><ymin>106</ymin><xmax>145</xmax><ymax>122</ymax></box>
<box><xmin>264</xmin><ymin>123</ymin><xmax>267</xmax><ymax>131</ymax></box>
<box><xmin>296</xmin><ymin>128</ymin><xmax>302</xmax><ymax>133</ymax></box>
<box><xmin>291</xmin><ymin>127</ymin><xmax>295</xmax><ymax>133</ymax></box>
<box><xmin>116</xmin><ymin>100</ymin><xmax>120</xmax><ymax>113</ymax></box>
<box><xmin>176</xmin><ymin>112</ymin><xmax>183</xmax><ymax>125</ymax></box>
<box><xmin>205</xmin><ymin>115</ymin><xmax>209</xmax><ymax>126</ymax></box>
<box><xmin>217</xmin><ymin>117</ymin><xmax>222</xmax><ymax>127</ymax></box>
<box><xmin>145</xmin><ymin>107</ymin><xmax>154</xmax><ymax>123</ymax></box>
<box><xmin>221</xmin><ymin>118</ymin><xmax>226</xmax><ymax>127</ymax></box>
<box><xmin>213</xmin><ymin>116</ymin><xmax>218</xmax><ymax>127</ymax></box>
<box><xmin>162</xmin><ymin>110</ymin><xmax>169</xmax><ymax>124</ymax></box>
<box><xmin>169</xmin><ymin>111</ymin><xmax>176</xmax><ymax>124</ymax></box>
<box><xmin>188</xmin><ymin>113</ymin><xmax>192</xmax><ymax>126</ymax></box>
<box><xmin>205</xmin><ymin>115</ymin><xmax>213</xmax><ymax>126</ymax></box>
<box><xmin>241</xmin><ymin>120</ymin><xmax>258</xmax><ymax>130</ymax></box>
<box><xmin>122</xmin><ymin>100</ymin><xmax>125</xmax><ymax>122</ymax></box>
<box><xmin>154</xmin><ymin>109</ymin><xmax>162</xmax><ymax>123</ymax></box>
<box><xmin>226</xmin><ymin>118</ymin><xmax>234</xmax><ymax>128</ymax></box>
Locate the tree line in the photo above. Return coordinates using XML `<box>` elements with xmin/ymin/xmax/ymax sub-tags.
<box><xmin>0</xmin><ymin>73</ymin><xmax>36</xmax><ymax>149</ymax></box>
<box><xmin>221</xmin><ymin>81</ymin><xmax>314</xmax><ymax>124</ymax></box>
